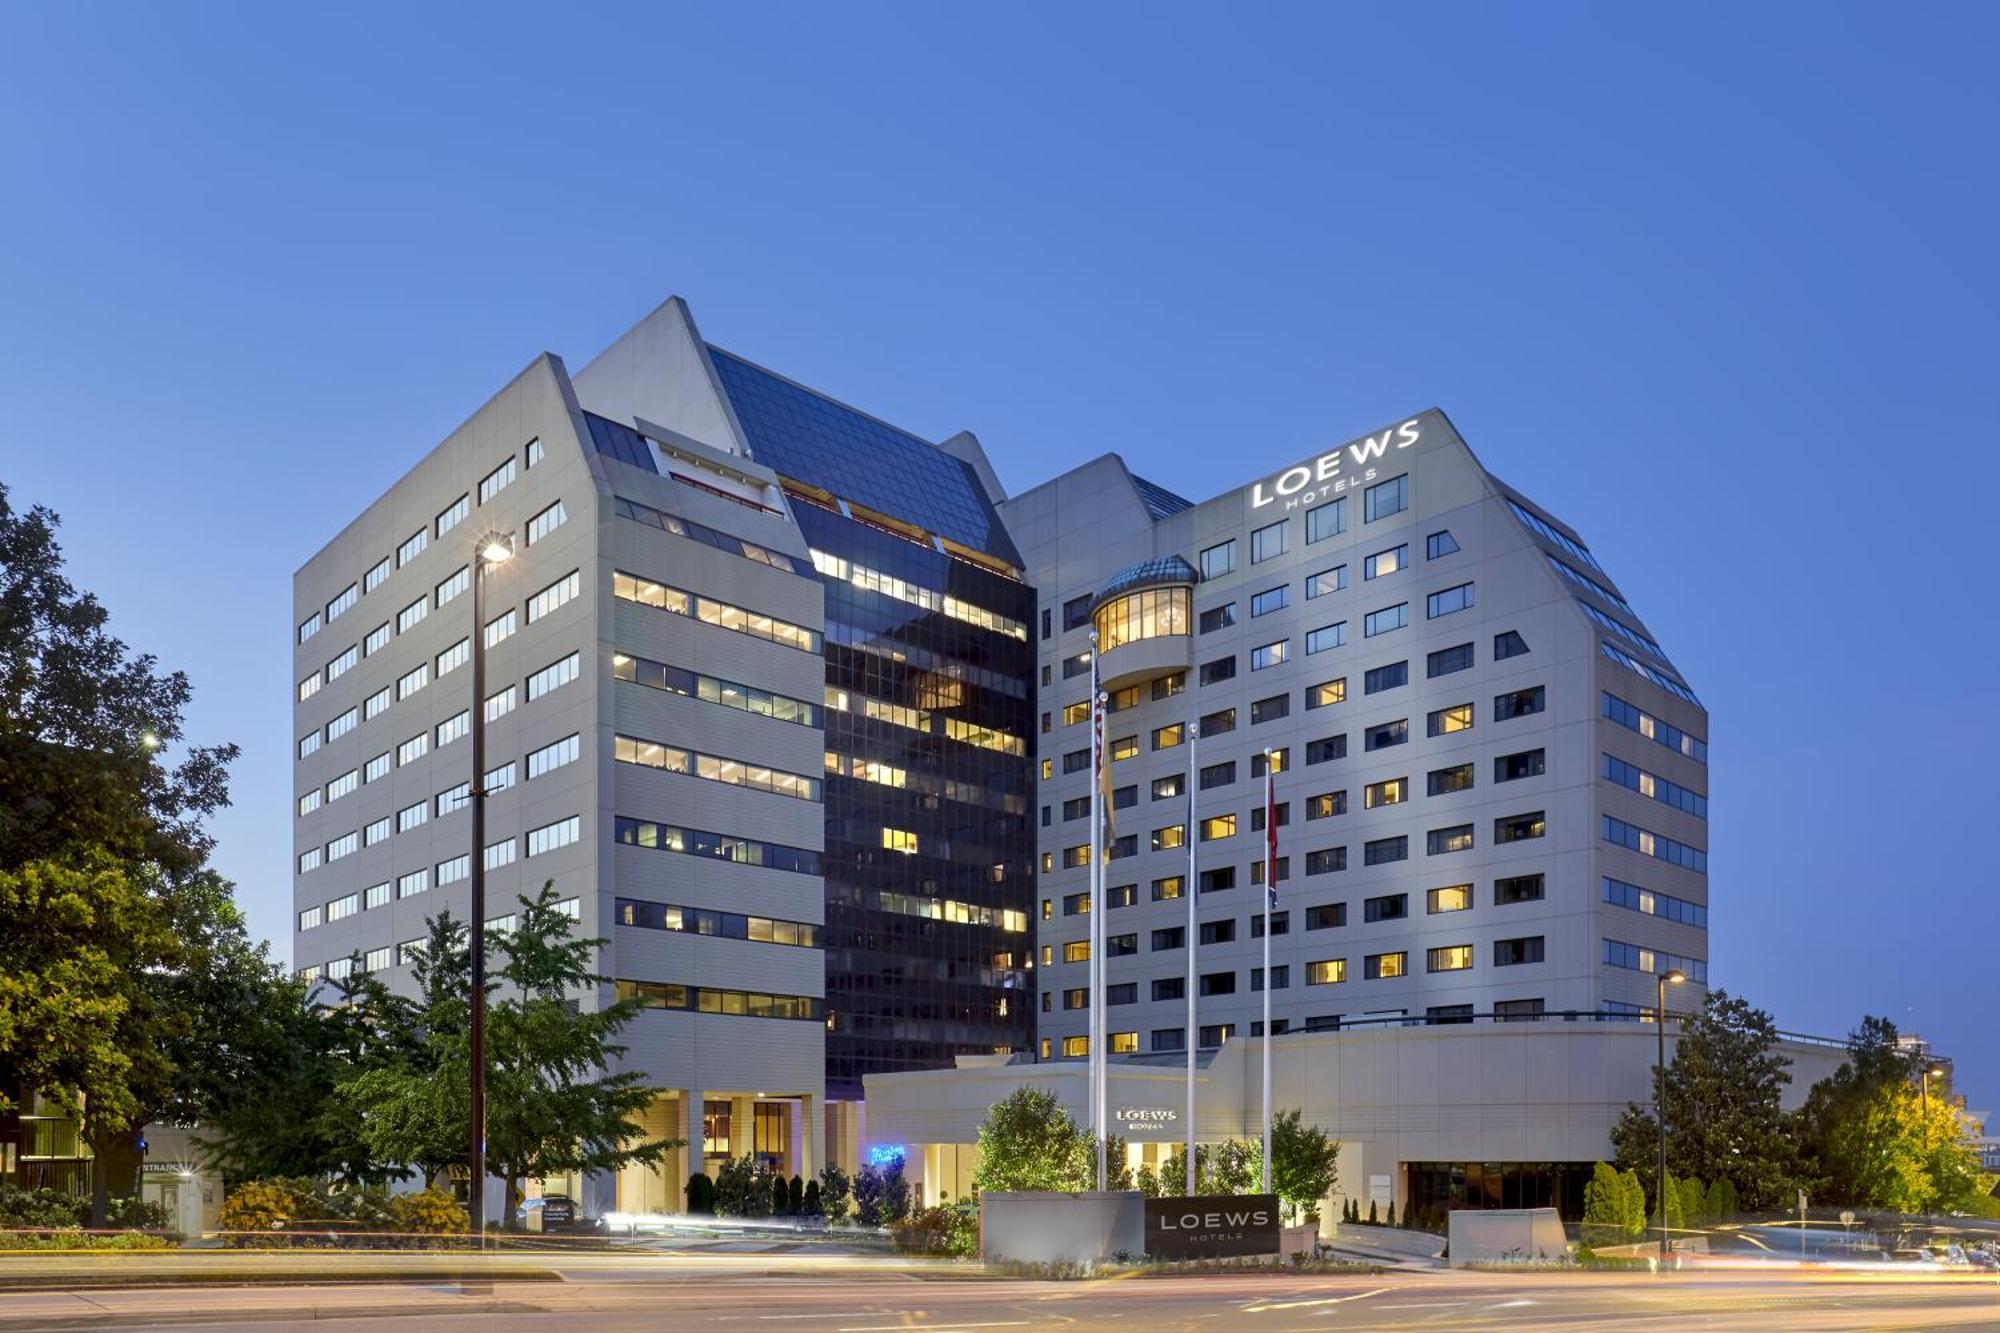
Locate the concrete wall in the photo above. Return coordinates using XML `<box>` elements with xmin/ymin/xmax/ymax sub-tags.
<box><xmin>980</xmin><ymin>1191</ymin><xmax>1147</xmax><ymax>1264</ymax></box>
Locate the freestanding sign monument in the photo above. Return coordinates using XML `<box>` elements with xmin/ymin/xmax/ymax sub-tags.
<box><xmin>1142</xmin><ymin>1194</ymin><xmax>1281</xmax><ymax>1260</ymax></box>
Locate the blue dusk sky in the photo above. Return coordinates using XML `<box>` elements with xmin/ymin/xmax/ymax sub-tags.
<box><xmin>2</xmin><ymin>5</ymin><xmax>1993</xmax><ymax>1107</ymax></box>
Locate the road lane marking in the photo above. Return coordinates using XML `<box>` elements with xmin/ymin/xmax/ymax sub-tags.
<box><xmin>832</xmin><ymin>1320</ymin><xmax>1032</xmax><ymax>1328</ymax></box>
<box><xmin>1242</xmin><ymin>1286</ymin><xmax>1394</xmax><ymax>1312</ymax></box>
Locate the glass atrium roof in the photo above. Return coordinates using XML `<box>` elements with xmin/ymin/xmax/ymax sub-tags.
<box><xmin>707</xmin><ymin>346</ymin><xmax>1022</xmax><ymax>564</ymax></box>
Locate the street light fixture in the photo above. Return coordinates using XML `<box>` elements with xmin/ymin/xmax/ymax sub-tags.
<box><xmin>467</xmin><ymin>532</ymin><xmax>512</xmax><ymax>1241</ymax></box>
<box><xmin>1921</xmin><ymin>1063</ymin><xmax>1945</xmax><ymax>1154</ymax></box>
<box><xmin>1656</xmin><ymin>968</ymin><xmax>1686</xmax><ymax>1262</ymax></box>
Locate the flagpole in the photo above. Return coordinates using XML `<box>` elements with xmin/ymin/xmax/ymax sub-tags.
<box><xmin>1261</xmin><ymin>750</ymin><xmax>1275</xmax><ymax>1195</ymax></box>
<box><xmin>1089</xmin><ymin>632</ymin><xmax>1106</xmax><ymax>1193</ymax></box>
<box><xmin>1184</xmin><ymin>714</ymin><xmax>1198</xmax><ymax>1197</ymax></box>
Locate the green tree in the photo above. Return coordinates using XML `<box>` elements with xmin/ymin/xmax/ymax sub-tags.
<box><xmin>336</xmin><ymin>914</ymin><xmax>474</xmax><ymax>1188</ymax></box>
<box><xmin>817</xmin><ymin>1164</ymin><xmax>852</xmax><ymax>1224</ymax></box>
<box><xmin>1611</xmin><ymin>989</ymin><xmax>1797</xmax><ymax>1212</ymax></box>
<box><xmin>1619</xmin><ymin>1168</ymin><xmax>1648</xmax><ymax>1238</ymax></box>
<box><xmin>0</xmin><ymin>484</ymin><xmax>240</xmax><ymax>882</ymax></box>
<box><xmin>970</xmin><ymin>1087</ymin><xmax>1092</xmax><ymax>1194</ymax></box>
<box><xmin>1269</xmin><ymin>1109</ymin><xmax>1340</xmax><ymax>1223</ymax></box>
<box><xmin>0</xmin><ymin>486</ymin><xmax>251</xmax><ymax>1226</ymax></box>
<box><xmin>1679</xmin><ymin>1176</ymin><xmax>1707</xmax><ymax>1226</ymax></box>
<box><xmin>1157</xmin><ymin>1138</ymin><xmax>1261</xmax><ymax>1197</ymax></box>
<box><xmin>197</xmin><ymin>965</ymin><xmax>413</xmax><ymax>1186</ymax></box>
<box><xmin>481</xmin><ymin>883</ymin><xmax>680</xmax><ymax>1223</ymax></box>
<box><xmin>1581</xmin><ymin>1162</ymin><xmax>1627</xmax><ymax>1247</ymax></box>
<box><xmin>1662</xmin><ymin>1169</ymin><xmax>1685</xmax><ymax>1230</ymax></box>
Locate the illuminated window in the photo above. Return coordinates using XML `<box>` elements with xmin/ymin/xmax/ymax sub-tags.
<box><xmin>1092</xmin><ymin>585</ymin><xmax>1191</xmax><ymax>651</ymax></box>
<box><xmin>1307</xmin><ymin>790</ymin><xmax>1346</xmax><ymax>819</ymax></box>
<box><xmin>1110</xmin><ymin>735</ymin><xmax>1139</xmax><ymax>762</ymax></box>
<box><xmin>1363</xmin><ymin>777</ymin><xmax>1407</xmax><ymax>808</ymax></box>
<box><xmin>1428</xmin><ymin>703</ymin><xmax>1474</xmax><ymax>736</ymax></box>
<box><xmin>1152</xmin><ymin>824</ymin><xmax>1186</xmax><ymax>851</ymax></box>
<box><xmin>1428</xmin><ymin>884</ymin><xmax>1473</xmax><ymax>914</ymax></box>
<box><xmin>1251</xmin><ymin>640</ymin><xmax>1288</xmax><ymax>671</ymax></box>
<box><xmin>1306</xmin><ymin>959</ymin><xmax>1347</xmax><ymax>985</ymax></box>
<box><xmin>1427</xmin><ymin>945</ymin><xmax>1475</xmax><ymax>973</ymax></box>
<box><xmin>1062</xmin><ymin>700</ymin><xmax>1089</xmax><ymax>726</ymax></box>
<box><xmin>1153</xmin><ymin>722</ymin><xmax>1184</xmax><ymax>749</ymax></box>
<box><xmin>1062</xmin><ymin>1035</ymin><xmax>1090</xmax><ymax>1058</ymax></box>
<box><xmin>1364</xmin><ymin>545</ymin><xmax>1407</xmax><ymax>580</ymax></box>
<box><xmin>1364</xmin><ymin>951</ymin><xmax>1407</xmax><ymax>980</ymax></box>
<box><xmin>1063</xmin><ymin>940</ymin><xmax>1090</xmax><ymax>964</ymax></box>
<box><xmin>882</xmin><ymin>828</ymin><xmax>919</xmax><ymax>855</ymax></box>
<box><xmin>1307</xmin><ymin>678</ymin><xmax>1346</xmax><ymax>709</ymax></box>
<box><xmin>1199</xmin><ymin>814</ymin><xmax>1236</xmax><ymax>841</ymax></box>
<box><xmin>1420</xmin><ymin>820</ymin><xmax>1474</xmax><ymax>857</ymax></box>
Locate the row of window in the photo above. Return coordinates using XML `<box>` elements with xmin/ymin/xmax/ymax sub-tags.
<box><xmin>1048</xmin><ymin>872</ymin><xmax>1547</xmax><ymax>924</ymax></box>
<box><xmin>615</xmin><ymin>495</ymin><xmax>800</xmax><ymax>575</ymax></box>
<box><xmin>1602</xmin><ymin>875</ymin><xmax>1707</xmax><ymax>928</ymax></box>
<box><xmin>1042</xmin><ymin>1001</ymin><xmax>1551</xmax><ymax>1056</ymax></box>
<box><xmin>612</xmin><ymin>569</ymin><xmax>821</xmax><ymax>653</ymax></box>
<box><xmin>1048</xmin><ymin>685</ymin><xmax>1547</xmax><ymax>780</ymax></box>
<box><xmin>296</xmin><ymin>893</ymin><xmax>579</xmax><ymax>981</ymax></box>
<box><xmin>1186</xmin><ymin>528</ymin><xmax>1460</xmax><ymax>634</ymax></box>
<box><xmin>1602</xmin><ymin>815</ymin><xmax>1708</xmax><ymax>873</ymax></box>
<box><xmin>615</xmin><ymin>980</ymin><xmax>823</xmax><ymax>1022</ymax></box>
<box><xmin>811</xmin><ymin>548</ymin><xmax>1027</xmax><ymax>640</ymax></box>
<box><xmin>299</xmin><ymin>440</ymin><xmax>545</xmax><ymax>646</ymax></box>
<box><xmin>1603</xmin><ymin>939</ymin><xmax>1708</xmax><ymax>984</ymax></box>
<box><xmin>613</xmin><ymin>734</ymin><xmax>821</xmax><ymax>801</ymax></box>
<box><xmin>300</xmin><ymin>643</ymin><xmax>576</xmax><ymax>770</ymax></box>
<box><xmin>612</xmin><ymin>651</ymin><xmax>819</xmax><ymax>727</ymax></box>
<box><xmin>615</xmin><ymin>897</ymin><xmax>820</xmax><ymax>948</ymax></box>
<box><xmin>1193</xmin><ymin>476</ymin><xmax>1412</xmax><ymax>585</ymax></box>
<box><xmin>1602</xmin><ymin>753</ymin><xmax>1707</xmax><ymax>819</ymax></box>
<box><xmin>298</xmin><ymin>567</ymin><xmax>580</xmax><ymax>760</ymax></box>
<box><xmin>1602</xmin><ymin>691</ymin><xmax>1707</xmax><ymax>764</ymax></box>
<box><xmin>612</xmin><ymin>815</ymin><xmax>821</xmax><ymax>876</ymax></box>
<box><xmin>300</xmin><ymin>812</ymin><xmax>579</xmax><ymax>908</ymax></box>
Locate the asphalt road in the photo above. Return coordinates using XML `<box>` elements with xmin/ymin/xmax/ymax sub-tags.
<box><xmin>4</xmin><ymin>1266</ymin><xmax>2000</xmax><ymax>1332</ymax></box>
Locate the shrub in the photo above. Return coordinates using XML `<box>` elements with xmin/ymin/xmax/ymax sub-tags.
<box><xmin>1366</xmin><ymin>1199</ymin><xmax>1377</xmax><ymax>1225</ymax></box>
<box><xmin>685</xmin><ymin>1173</ymin><xmax>716</xmax><ymax>1215</ymax></box>
<box><xmin>715</xmin><ymin>1156</ymin><xmax>763</xmax><ymax>1217</ymax></box>
<box><xmin>0</xmin><ymin>1229</ymin><xmax>175</xmax><ymax>1252</ymax></box>
<box><xmin>218</xmin><ymin>1178</ymin><xmax>317</xmax><ymax>1242</ymax></box>
<box><xmin>0</xmin><ymin>1187</ymin><xmax>87</xmax><ymax>1229</ymax></box>
<box><xmin>818</xmin><ymin>1165</ymin><xmax>852</xmax><ymax>1225</ymax></box>
<box><xmin>890</xmin><ymin>1200</ymin><xmax>979</xmax><ymax>1256</ymax></box>
<box><xmin>802</xmin><ymin>1179</ymin><xmax>822</xmax><ymax>1217</ymax></box>
<box><xmin>389</xmin><ymin>1188</ymin><xmax>468</xmax><ymax>1236</ymax></box>
<box><xmin>788</xmin><ymin>1174</ymin><xmax>804</xmax><ymax>1216</ymax></box>
<box><xmin>770</xmin><ymin>1173</ymin><xmax>790</xmax><ymax>1217</ymax></box>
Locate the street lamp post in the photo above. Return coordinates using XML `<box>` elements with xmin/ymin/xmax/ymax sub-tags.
<box><xmin>1656</xmin><ymin>968</ymin><xmax>1686</xmax><ymax>1262</ymax></box>
<box><xmin>468</xmin><ymin>534</ymin><xmax>512</xmax><ymax>1241</ymax></box>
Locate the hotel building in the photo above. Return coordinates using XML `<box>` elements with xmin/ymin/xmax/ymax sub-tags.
<box><xmin>294</xmin><ymin>295</ymin><xmax>1724</xmax><ymax>1223</ymax></box>
<box><xmin>291</xmin><ymin>300</ymin><xmax>1031</xmax><ymax>1216</ymax></box>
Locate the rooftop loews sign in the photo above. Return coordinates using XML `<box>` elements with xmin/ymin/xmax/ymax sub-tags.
<box><xmin>1249</xmin><ymin>417</ymin><xmax>1422</xmax><ymax>512</ymax></box>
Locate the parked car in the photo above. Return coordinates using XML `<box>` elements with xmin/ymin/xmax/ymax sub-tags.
<box><xmin>515</xmin><ymin>1194</ymin><xmax>583</xmax><ymax>1233</ymax></box>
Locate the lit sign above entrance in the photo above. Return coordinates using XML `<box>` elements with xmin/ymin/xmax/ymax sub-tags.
<box><xmin>1114</xmin><ymin>1107</ymin><xmax>1179</xmax><ymax>1126</ymax></box>
<box><xmin>1249</xmin><ymin>417</ymin><xmax>1422</xmax><ymax>512</ymax></box>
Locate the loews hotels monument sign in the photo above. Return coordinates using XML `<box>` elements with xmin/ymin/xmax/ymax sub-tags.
<box><xmin>1143</xmin><ymin>1193</ymin><xmax>1281</xmax><ymax>1261</ymax></box>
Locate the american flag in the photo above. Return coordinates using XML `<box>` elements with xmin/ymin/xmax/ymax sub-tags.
<box><xmin>1264</xmin><ymin>758</ymin><xmax>1279</xmax><ymax>910</ymax></box>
